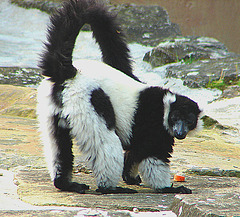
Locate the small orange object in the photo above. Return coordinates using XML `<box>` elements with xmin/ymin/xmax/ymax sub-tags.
<box><xmin>174</xmin><ymin>174</ymin><xmax>185</xmax><ymax>182</ymax></box>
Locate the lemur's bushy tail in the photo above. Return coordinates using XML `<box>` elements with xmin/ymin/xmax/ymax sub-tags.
<box><xmin>39</xmin><ymin>0</ymin><xmax>139</xmax><ymax>83</ymax></box>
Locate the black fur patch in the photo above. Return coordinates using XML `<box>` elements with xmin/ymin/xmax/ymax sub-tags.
<box><xmin>39</xmin><ymin>0</ymin><xmax>140</xmax><ymax>84</ymax></box>
<box><xmin>51</xmin><ymin>84</ymin><xmax>64</xmax><ymax>107</ymax></box>
<box><xmin>52</xmin><ymin>114</ymin><xmax>90</xmax><ymax>193</ymax></box>
<box><xmin>89</xmin><ymin>5</ymin><xmax>140</xmax><ymax>81</ymax></box>
<box><xmin>39</xmin><ymin>1</ymin><xmax>80</xmax><ymax>83</ymax></box>
<box><xmin>128</xmin><ymin>87</ymin><xmax>174</xmax><ymax>163</ymax></box>
<box><xmin>90</xmin><ymin>88</ymin><xmax>116</xmax><ymax>130</ymax></box>
<box><xmin>52</xmin><ymin>114</ymin><xmax>74</xmax><ymax>180</ymax></box>
<box><xmin>123</xmin><ymin>150</ymin><xmax>142</xmax><ymax>185</ymax></box>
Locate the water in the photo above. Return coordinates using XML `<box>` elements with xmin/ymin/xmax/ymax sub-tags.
<box><xmin>0</xmin><ymin>0</ymin><xmax>49</xmax><ymax>67</ymax></box>
<box><xmin>0</xmin><ymin>0</ymin><xmax>220</xmax><ymax>107</ymax></box>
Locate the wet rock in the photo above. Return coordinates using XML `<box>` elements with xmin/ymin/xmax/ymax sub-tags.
<box><xmin>110</xmin><ymin>4</ymin><xmax>181</xmax><ymax>46</ymax></box>
<box><xmin>11</xmin><ymin>0</ymin><xmax>60</xmax><ymax>14</ymax></box>
<box><xmin>143</xmin><ymin>36</ymin><xmax>240</xmax><ymax>88</ymax></box>
<box><xmin>0</xmin><ymin>67</ymin><xmax>42</xmax><ymax>87</ymax></box>
<box><xmin>166</xmin><ymin>56</ymin><xmax>240</xmax><ymax>88</ymax></box>
<box><xmin>186</xmin><ymin>167</ymin><xmax>240</xmax><ymax>178</ymax></box>
<box><xmin>220</xmin><ymin>85</ymin><xmax>240</xmax><ymax>99</ymax></box>
<box><xmin>204</xmin><ymin>96</ymin><xmax>240</xmax><ymax>131</ymax></box>
<box><xmin>11</xmin><ymin>0</ymin><xmax>181</xmax><ymax>46</ymax></box>
<box><xmin>201</xmin><ymin>115</ymin><xmax>226</xmax><ymax>129</ymax></box>
<box><xmin>143</xmin><ymin>36</ymin><xmax>237</xmax><ymax>68</ymax></box>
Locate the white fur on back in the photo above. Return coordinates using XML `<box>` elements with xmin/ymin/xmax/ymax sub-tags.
<box><xmin>163</xmin><ymin>92</ymin><xmax>176</xmax><ymax>135</ymax></box>
<box><xmin>73</xmin><ymin>59</ymin><xmax>147</xmax><ymax>145</ymax></box>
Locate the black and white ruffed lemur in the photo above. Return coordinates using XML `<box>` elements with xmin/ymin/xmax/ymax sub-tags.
<box><xmin>37</xmin><ymin>0</ymin><xmax>202</xmax><ymax>194</ymax></box>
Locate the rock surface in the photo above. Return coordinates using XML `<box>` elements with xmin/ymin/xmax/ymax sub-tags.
<box><xmin>11</xmin><ymin>0</ymin><xmax>181</xmax><ymax>46</ymax></box>
<box><xmin>143</xmin><ymin>36</ymin><xmax>233</xmax><ymax>67</ymax></box>
<box><xmin>170</xmin><ymin>177</ymin><xmax>240</xmax><ymax>216</ymax></box>
<box><xmin>205</xmin><ymin>96</ymin><xmax>240</xmax><ymax>130</ymax></box>
<box><xmin>0</xmin><ymin>67</ymin><xmax>42</xmax><ymax>87</ymax></box>
<box><xmin>166</xmin><ymin>56</ymin><xmax>240</xmax><ymax>88</ymax></box>
<box><xmin>0</xmin><ymin>85</ymin><xmax>37</xmax><ymax>119</ymax></box>
<box><xmin>0</xmin><ymin>85</ymin><xmax>239</xmax><ymax>216</ymax></box>
<box><xmin>11</xmin><ymin>0</ymin><xmax>60</xmax><ymax>14</ymax></box>
<box><xmin>110</xmin><ymin>4</ymin><xmax>181</xmax><ymax>46</ymax></box>
<box><xmin>143</xmin><ymin>36</ymin><xmax>240</xmax><ymax>88</ymax></box>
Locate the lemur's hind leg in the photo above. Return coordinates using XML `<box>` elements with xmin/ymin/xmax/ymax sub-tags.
<box><xmin>46</xmin><ymin>114</ymin><xmax>89</xmax><ymax>193</ymax></box>
<box><xmin>67</xmin><ymin>88</ymin><xmax>138</xmax><ymax>194</ymax></box>
<box><xmin>77</xmin><ymin>119</ymin><xmax>137</xmax><ymax>194</ymax></box>
<box><xmin>122</xmin><ymin>150</ymin><xmax>142</xmax><ymax>185</ymax></box>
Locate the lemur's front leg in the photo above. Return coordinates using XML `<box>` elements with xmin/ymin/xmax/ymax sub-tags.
<box><xmin>122</xmin><ymin>150</ymin><xmax>142</xmax><ymax>185</ymax></box>
<box><xmin>139</xmin><ymin>157</ymin><xmax>192</xmax><ymax>194</ymax></box>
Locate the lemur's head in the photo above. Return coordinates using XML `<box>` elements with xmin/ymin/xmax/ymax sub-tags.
<box><xmin>163</xmin><ymin>93</ymin><xmax>202</xmax><ymax>140</ymax></box>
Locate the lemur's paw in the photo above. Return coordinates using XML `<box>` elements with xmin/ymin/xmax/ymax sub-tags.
<box><xmin>67</xmin><ymin>182</ymin><xmax>90</xmax><ymax>193</ymax></box>
<box><xmin>54</xmin><ymin>178</ymin><xmax>89</xmax><ymax>193</ymax></box>
<box><xmin>96</xmin><ymin>186</ymin><xmax>138</xmax><ymax>194</ymax></box>
<box><xmin>156</xmin><ymin>185</ymin><xmax>192</xmax><ymax>194</ymax></box>
<box><xmin>122</xmin><ymin>174</ymin><xmax>142</xmax><ymax>185</ymax></box>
